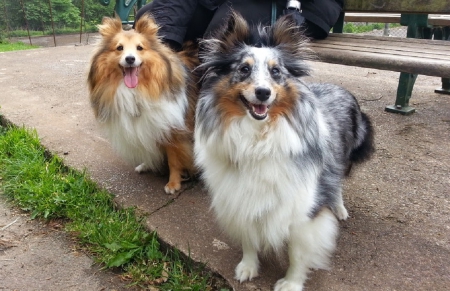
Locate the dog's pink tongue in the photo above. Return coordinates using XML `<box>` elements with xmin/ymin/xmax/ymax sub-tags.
<box><xmin>254</xmin><ymin>104</ymin><xmax>268</xmax><ymax>115</ymax></box>
<box><xmin>124</xmin><ymin>67</ymin><xmax>138</xmax><ymax>88</ymax></box>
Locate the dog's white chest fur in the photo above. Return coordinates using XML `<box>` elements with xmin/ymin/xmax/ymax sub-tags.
<box><xmin>196</xmin><ymin>118</ymin><xmax>317</xmax><ymax>251</ymax></box>
<box><xmin>101</xmin><ymin>83</ymin><xmax>187</xmax><ymax>171</ymax></box>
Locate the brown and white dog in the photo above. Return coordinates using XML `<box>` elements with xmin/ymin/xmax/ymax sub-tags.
<box><xmin>88</xmin><ymin>16</ymin><xmax>199</xmax><ymax>194</ymax></box>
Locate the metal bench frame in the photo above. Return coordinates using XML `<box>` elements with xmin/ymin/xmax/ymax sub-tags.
<box><xmin>99</xmin><ymin>0</ymin><xmax>147</xmax><ymax>25</ymax></box>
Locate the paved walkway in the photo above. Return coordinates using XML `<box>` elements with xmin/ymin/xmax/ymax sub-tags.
<box><xmin>0</xmin><ymin>43</ymin><xmax>449</xmax><ymax>290</ymax></box>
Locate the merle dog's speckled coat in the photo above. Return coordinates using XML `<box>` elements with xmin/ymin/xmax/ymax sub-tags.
<box><xmin>194</xmin><ymin>12</ymin><xmax>374</xmax><ymax>291</ymax></box>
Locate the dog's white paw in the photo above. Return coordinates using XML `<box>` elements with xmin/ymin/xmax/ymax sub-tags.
<box><xmin>164</xmin><ymin>182</ymin><xmax>181</xmax><ymax>195</ymax></box>
<box><xmin>274</xmin><ymin>278</ymin><xmax>303</xmax><ymax>291</ymax></box>
<box><xmin>335</xmin><ymin>204</ymin><xmax>349</xmax><ymax>221</ymax></box>
<box><xmin>235</xmin><ymin>260</ymin><xmax>259</xmax><ymax>283</ymax></box>
<box><xmin>134</xmin><ymin>163</ymin><xmax>148</xmax><ymax>173</ymax></box>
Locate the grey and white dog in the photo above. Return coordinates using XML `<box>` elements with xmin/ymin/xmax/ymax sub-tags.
<box><xmin>194</xmin><ymin>12</ymin><xmax>374</xmax><ymax>291</ymax></box>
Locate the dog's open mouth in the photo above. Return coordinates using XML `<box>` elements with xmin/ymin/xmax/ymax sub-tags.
<box><xmin>122</xmin><ymin>66</ymin><xmax>140</xmax><ymax>88</ymax></box>
<box><xmin>240</xmin><ymin>95</ymin><xmax>270</xmax><ymax>120</ymax></box>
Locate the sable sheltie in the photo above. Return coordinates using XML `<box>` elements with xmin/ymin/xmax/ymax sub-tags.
<box><xmin>194</xmin><ymin>12</ymin><xmax>374</xmax><ymax>290</ymax></box>
<box><xmin>88</xmin><ymin>16</ymin><xmax>199</xmax><ymax>194</ymax></box>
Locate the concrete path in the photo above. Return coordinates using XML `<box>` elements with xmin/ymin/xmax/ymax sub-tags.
<box><xmin>0</xmin><ymin>43</ymin><xmax>449</xmax><ymax>291</ymax></box>
<box><xmin>0</xmin><ymin>195</ymin><xmax>135</xmax><ymax>291</ymax></box>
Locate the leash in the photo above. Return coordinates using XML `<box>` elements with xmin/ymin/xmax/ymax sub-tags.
<box><xmin>276</xmin><ymin>1</ymin><xmax>302</xmax><ymax>26</ymax></box>
<box><xmin>271</xmin><ymin>1</ymin><xmax>277</xmax><ymax>26</ymax></box>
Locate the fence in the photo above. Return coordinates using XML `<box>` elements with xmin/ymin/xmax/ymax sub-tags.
<box><xmin>0</xmin><ymin>0</ymin><xmax>143</xmax><ymax>47</ymax></box>
<box><xmin>343</xmin><ymin>22</ymin><xmax>407</xmax><ymax>38</ymax></box>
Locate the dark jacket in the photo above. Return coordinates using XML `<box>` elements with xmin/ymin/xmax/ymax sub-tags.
<box><xmin>135</xmin><ymin>0</ymin><xmax>343</xmax><ymax>47</ymax></box>
<box><xmin>205</xmin><ymin>0</ymin><xmax>344</xmax><ymax>39</ymax></box>
<box><xmin>135</xmin><ymin>0</ymin><xmax>226</xmax><ymax>46</ymax></box>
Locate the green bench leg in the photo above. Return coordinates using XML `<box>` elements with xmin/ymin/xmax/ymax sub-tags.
<box><xmin>385</xmin><ymin>15</ymin><xmax>431</xmax><ymax>114</ymax></box>
<box><xmin>385</xmin><ymin>73</ymin><xmax>417</xmax><ymax>115</ymax></box>
<box><xmin>433</xmin><ymin>27</ymin><xmax>450</xmax><ymax>95</ymax></box>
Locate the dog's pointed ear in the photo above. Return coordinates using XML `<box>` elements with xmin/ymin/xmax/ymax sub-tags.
<box><xmin>98</xmin><ymin>16</ymin><xmax>123</xmax><ymax>38</ymax></box>
<box><xmin>272</xmin><ymin>14</ymin><xmax>304</xmax><ymax>47</ymax></box>
<box><xmin>226</xmin><ymin>11</ymin><xmax>249</xmax><ymax>41</ymax></box>
<box><xmin>213</xmin><ymin>11</ymin><xmax>250</xmax><ymax>48</ymax></box>
<box><xmin>199</xmin><ymin>10</ymin><xmax>249</xmax><ymax>66</ymax></box>
<box><xmin>134</xmin><ymin>14</ymin><xmax>159</xmax><ymax>37</ymax></box>
<box><xmin>271</xmin><ymin>14</ymin><xmax>314</xmax><ymax>77</ymax></box>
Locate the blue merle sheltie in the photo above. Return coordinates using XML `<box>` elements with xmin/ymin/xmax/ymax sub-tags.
<box><xmin>194</xmin><ymin>11</ymin><xmax>374</xmax><ymax>291</ymax></box>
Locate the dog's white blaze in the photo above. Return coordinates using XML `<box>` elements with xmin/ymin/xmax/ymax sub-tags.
<box><xmin>241</xmin><ymin>47</ymin><xmax>277</xmax><ymax>105</ymax></box>
<box><xmin>100</xmin><ymin>83</ymin><xmax>187</xmax><ymax>171</ymax></box>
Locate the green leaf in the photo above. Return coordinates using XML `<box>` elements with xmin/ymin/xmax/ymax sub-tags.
<box><xmin>120</xmin><ymin>241</ymin><xmax>140</xmax><ymax>250</ymax></box>
<box><xmin>107</xmin><ymin>249</ymin><xmax>137</xmax><ymax>267</ymax></box>
<box><xmin>31</xmin><ymin>209</ymin><xmax>39</xmax><ymax>219</ymax></box>
<box><xmin>104</xmin><ymin>242</ymin><xmax>121</xmax><ymax>252</ymax></box>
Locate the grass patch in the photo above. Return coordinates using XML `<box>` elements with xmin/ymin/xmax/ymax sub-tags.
<box><xmin>0</xmin><ymin>40</ymin><xmax>39</xmax><ymax>52</ymax></box>
<box><xmin>0</xmin><ymin>122</ymin><xmax>230</xmax><ymax>290</ymax></box>
<box><xmin>343</xmin><ymin>22</ymin><xmax>401</xmax><ymax>34</ymax></box>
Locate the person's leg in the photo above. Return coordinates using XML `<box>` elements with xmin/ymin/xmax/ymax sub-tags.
<box><xmin>204</xmin><ymin>0</ymin><xmax>328</xmax><ymax>39</ymax></box>
<box><xmin>302</xmin><ymin>20</ymin><xmax>327</xmax><ymax>39</ymax></box>
<box><xmin>185</xmin><ymin>4</ymin><xmax>216</xmax><ymax>41</ymax></box>
<box><xmin>132</xmin><ymin>2</ymin><xmax>183</xmax><ymax>51</ymax></box>
<box><xmin>133</xmin><ymin>1</ymin><xmax>214</xmax><ymax>50</ymax></box>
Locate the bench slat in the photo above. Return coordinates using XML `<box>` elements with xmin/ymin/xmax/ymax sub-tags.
<box><xmin>345</xmin><ymin>14</ymin><xmax>401</xmax><ymax>23</ymax></box>
<box><xmin>344</xmin><ymin>14</ymin><xmax>450</xmax><ymax>26</ymax></box>
<box><xmin>311</xmin><ymin>35</ymin><xmax>450</xmax><ymax>77</ymax></box>
<box><xmin>311</xmin><ymin>48</ymin><xmax>450</xmax><ymax>77</ymax></box>
<box><xmin>313</xmin><ymin>43</ymin><xmax>449</xmax><ymax>61</ymax></box>
<box><xmin>344</xmin><ymin>0</ymin><xmax>450</xmax><ymax>14</ymax></box>
<box><xmin>319</xmin><ymin>37</ymin><xmax>450</xmax><ymax>58</ymax></box>
<box><xmin>326</xmin><ymin>33</ymin><xmax>450</xmax><ymax>45</ymax></box>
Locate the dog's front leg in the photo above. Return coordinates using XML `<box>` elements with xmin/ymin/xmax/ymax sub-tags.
<box><xmin>274</xmin><ymin>245</ymin><xmax>308</xmax><ymax>291</ymax></box>
<box><xmin>275</xmin><ymin>230</ymin><xmax>311</xmax><ymax>291</ymax></box>
<box><xmin>274</xmin><ymin>209</ymin><xmax>338</xmax><ymax>291</ymax></box>
<box><xmin>235</xmin><ymin>240</ymin><xmax>259</xmax><ymax>283</ymax></box>
<box><xmin>164</xmin><ymin>144</ymin><xmax>184</xmax><ymax>194</ymax></box>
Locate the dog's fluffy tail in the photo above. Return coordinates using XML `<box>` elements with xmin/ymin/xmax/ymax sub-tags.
<box><xmin>350</xmin><ymin>112</ymin><xmax>375</xmax><ymax>165</ymax></box>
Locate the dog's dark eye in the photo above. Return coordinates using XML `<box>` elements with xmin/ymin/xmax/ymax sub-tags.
<box><xmin>271</xmin><ymin>67</ymin><xmax>281</xmax><ymax>77</ymax></box>
<box><xmin>117</xmin><ymin>45</ymin><xmax>123</xmax><ymax>51</ymax></box>
<box><xmin>239</xmin><ymin>65</ymin><xmax>251</xmax><ymax>75</ymax></box>
<box><xmin>137</xmin><ymin>45</ymin><xmax>143</xmax><ymax>51</ymax></box>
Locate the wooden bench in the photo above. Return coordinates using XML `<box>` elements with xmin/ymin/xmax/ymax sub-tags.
<box><xmin>310</xmin><ymin>0</ymin><xmax>450</xmax><ymax>115</ymax></box>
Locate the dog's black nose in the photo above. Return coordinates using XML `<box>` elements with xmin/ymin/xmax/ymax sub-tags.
<box><xmin>125</xmin><ymin>56</ymin><xmax>135</xmax><ymax>64</ymax></box>
<box><xmin>255</xmin><ymin>87</ymin><xmax>271</xmax><ymax>101</ymax></box>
